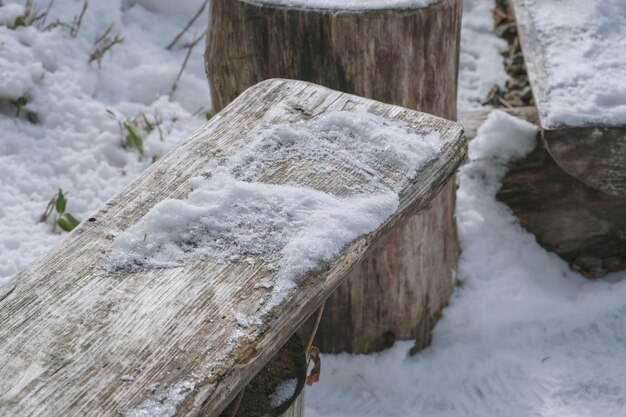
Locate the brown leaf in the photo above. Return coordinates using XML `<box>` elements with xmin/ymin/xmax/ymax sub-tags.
<box><xmin>306</xmin><ymin>346</ymin><xmax>321</xmax><ymax>386</ymax></box>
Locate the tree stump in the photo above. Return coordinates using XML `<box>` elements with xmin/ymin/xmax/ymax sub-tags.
<box><xmin>206</xmin><ymin>0</ymin><xmax>463</xmax><ymax>354</ymax></box>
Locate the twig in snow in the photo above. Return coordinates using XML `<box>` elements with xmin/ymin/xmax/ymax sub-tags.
<box><xmin>170</xmin><ymin>30</ymin><xmax>206</xmax><ymax>96</ymax></box>
<box><xmin>24</xmin><ymin>0</ymin><xmax>34</xmax><ymax>19</ymax></box>
<box><xmin>94</xmin><ymin>23</ymin><xmax>113</xmax><ymax>45</ymax></box>
<box><xmin>90</xmin><ymin>31</ymin><xmax>124</xmax><ymax>67</ymax></box>
<box><xmin>34</xmin><ymin>0</ymin><xmax>55</xmax><ymax>30</ymax></box>
<box><xmin>165</xmin><ymin>0</ymin><xmax>208</xmax><ymax>50</ymax></box>
<box><xmin>70</xmin><ymin>0</ymin><xmax>88</xmax><ymax>38</ymax></box>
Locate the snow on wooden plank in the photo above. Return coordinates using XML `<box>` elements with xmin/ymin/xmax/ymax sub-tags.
<box><xmin>511</xmin><ymin>0</ymin><xmax>626</xmax><ymax>196</ymax></box>
<box><xmin>0</xmin><ymin>79</ymin><xmax>465</xmax><ymax>417</ymax></box>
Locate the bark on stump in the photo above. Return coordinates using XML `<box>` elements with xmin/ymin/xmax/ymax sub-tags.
<box><xmin>206</xmin><ymin>0</ymin><xmax>463</xmax><ymax>354</ymax></box>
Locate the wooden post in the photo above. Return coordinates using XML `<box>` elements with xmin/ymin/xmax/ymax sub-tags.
<box><xmin>206</xmin><ymin>0</ymin><xmax>463</xmax><ymax>354</ymax></box>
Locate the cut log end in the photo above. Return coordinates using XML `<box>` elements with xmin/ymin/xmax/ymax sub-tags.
<box><xmin>543</xmin><ymin>126</ymin><xmax>626</xmax><ymax>197</ymax></box>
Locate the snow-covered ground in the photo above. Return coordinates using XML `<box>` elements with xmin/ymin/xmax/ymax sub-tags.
<box><xmin>457</xmin><ymin>0</ymin><xmax>508</xmax><ymax>111</ymax></box>
<box><xmin>2</xmin><ymin>0</ymin><xmax>626</xmax><ymax>416</ymax></box>
<box><xmin>0</xmin><ymin>0</ymin><xmax>210</xmax><ymax>283</ymax></box>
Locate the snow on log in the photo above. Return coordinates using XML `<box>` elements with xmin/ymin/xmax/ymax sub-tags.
<box><xmin>0</xmin><ymin>79</ymin><xmax>465</xmax><ymax>417</ymax></box>
<box><xmin>206</xmin><ymin>0</ymin><xmax>463</xmax><ymax>354</ymax></box>
<box><xmin>511</xmin><ymin>0</ymin><xmax>626</xmax><ymax>196</ymax></box>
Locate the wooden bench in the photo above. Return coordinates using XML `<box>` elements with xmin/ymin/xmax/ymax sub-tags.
<box><xmin>0</xmin><ymin>79</ymin><xmax>465</xmax><ymax>416</ymax></box>
<box><xmin>511</xmin><ymin>0</ymin><xmax>626</xmax><ymax>197</ymax></box>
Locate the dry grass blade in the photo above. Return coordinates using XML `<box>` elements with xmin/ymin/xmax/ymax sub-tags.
<box><xmin>94</xmin><ymin>23</ymin><xmax>113</xmax><ymax>46</ymax></box>
<box><xmin>90</xmin><ymin>32</ymin><xmax>124</xmax><ymax>67</ymax></box>
<box><xmin>170</xmin><ymin>30</ymin><xmax>206</xmax><ymax>95</ymax></box>
<box><xmin>34</xmin><ymin>0</ymin><xmax>55</xmax><ymax>29</ymax></box>
<box><xmin>70</xmin><ymin>0</ymin><xmax>88</xmax><ymax>38</ymax></box>
<box><xmin>166</xmin><ymin>0</ymin><xmax>208</xmax><ymax>50</ymax></box>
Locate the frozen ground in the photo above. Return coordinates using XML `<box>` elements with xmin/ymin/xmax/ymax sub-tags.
<box><xmin>1</xmin><ymin>0</ymin><xmax>625</xmax><ymax>416</ymax></box>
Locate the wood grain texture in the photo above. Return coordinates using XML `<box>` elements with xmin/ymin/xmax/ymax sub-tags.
<box><xmin>206</xmin><ymin>0</ymin><xmax>463</xmax><ymax>354</ymax></box>
<box><xmin>0</xmin><ymin>79</ymin><xmax>466</xmax><ymax>417</ymax></box>
<box><xmin>206</xmin><ymin>0</ymin><xmax>462</xmax><ymax>118</ymax></box>
<box><xmin>459</xmin><ymin>108</ymin><xmax>626</xmax><ymax>278</ymax></box>
<box><xmin>542</xmin><ymin>127</ymin><xmax>626</xmax><ymax>197</ymax></box>
<box><xmin>511</xmin><ymin>0</ymin><xmax>626</xmax><ymax>196</ymax></box>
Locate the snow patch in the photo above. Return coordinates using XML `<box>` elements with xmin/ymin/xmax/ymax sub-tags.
<box><xmin>270</xmin><ymin>378</ymin><xmax>298</xmax><ymax>408</ymax></box>
<box><xmin>109</xmin><ymin>111</ymin><xmax>441</xmax><ymax>304</ymax></box>
<box><xmin>469</xmin><ymin>110</ymin><xmax>538</xmax><ymax>162</ymax></box>
<box><xmin>228</xmin><ymin>111</ymin><xmax>442</xmax><ymax>193</ymax></box>
<box><xmin>0</xmin><ymin>0</ymin><xmax>209</xmax><ymax>286</ymax></box>
<box><xmin>122</xmin><ymin>378</ymin><xmax>197</xmax><ymax>417</ymax></box>
<box><xmin>457</xmin><ymin>0</ymin><xmax>508</xmax><ymax>110</ymax></box>
<box><xmin>0</xmin><ymin>3</ymin><xmax>24</xmax><ymax>26</ymax></box>
<box><xmin>108</xmin><ymin>168</ymin><xmax>399</xmax><ymax>282</ymax></box>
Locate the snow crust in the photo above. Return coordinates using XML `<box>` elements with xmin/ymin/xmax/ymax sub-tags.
<box><xmin>228</xmin><ymin>111</ymin><xmax>442</xmax><ymax>192</ymax></box>
<box><xmin>305</xmin><ymin>111</ymin><xmax>626</xmax><ymax>416</ymax></box>
<box><xmin>109</xmin><ymin>167</ymin><xmax>399</xmax><ymax>281</ymax></box>
<box><xmin>520</xmin><ymin>0</ymin><xmax>626</xmax><ymax>127</ymax></box>
<box><xmin>109</xmin><ymin>112</ymin><xmax>441</xmax><ymax>301</ymax></box>
<box><xmin>253</xmin><ymin>0</ymin><xmax>439</xmax><ymax>10</ymax></box>
<box><xmin>0</xmin><ymin>0</ymin><xmax>209</xmax><ymax>285</ymax></box>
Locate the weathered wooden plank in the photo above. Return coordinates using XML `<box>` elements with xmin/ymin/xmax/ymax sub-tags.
<box><xmin>511</xmin><ymin>0</ymin><xmax>626</xmax><ymax>196</ymax></box>
<box><xmin>542</xmin><ymin>126</ymin><xmax>626</xmax><ymax>197</ymax></box>
<box><xmin>0</xmin><ymin>79</ymin><xmax>466</xmax><ymax>417</ymax></box>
